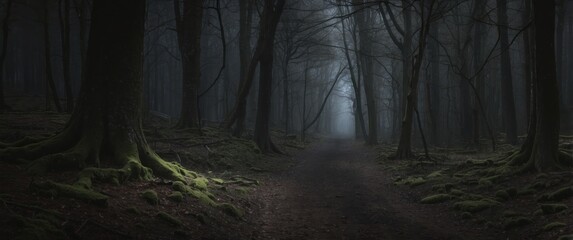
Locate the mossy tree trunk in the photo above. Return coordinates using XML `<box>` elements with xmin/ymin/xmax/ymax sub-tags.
<box><xmin>59</xmin><ymin>0</ymin><xmax>74</xmax><ymax>113</ymax></box>
<box><xmin>0</xmin><ymin>0</ymin><xmax>191</xmax><ymax>183</ymax></box>
<box><xmin>508</xmin><ymin>0</ymin><xmax>570</xmax><ymax>172</ymax></box>
<box><xmin>174</xmin><ymin>0</ymin><xmax>203</xmax><ymax>129</ymax></box>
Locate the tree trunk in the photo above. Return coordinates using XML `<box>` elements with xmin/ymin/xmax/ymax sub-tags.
<box><xmin>0</xmin><ymin>0</ymin><xmax>12</xmax><ymax>112</ymax></box>
<box><xmin>395</xmin><ymin>0</ymin><xmax>434</xmax><ymax>159</ymax></box>
<box><xmin>44</xmin><ymin>0</ymin><xmax>63</xmax><ymax>113</ymax></box>
<box><xmin>509</xmin><ymin>0</ymin><xmax>567</xmax><ymax>172</ymax></box>
<box><xmin>353</xmin><ymin>0</ymin><xmax>378</xmax><ymax>145</ymax></box>
<box><xmin>253</xmin><ymin>0</ymin><xmax>286</xmax><ymax>153</ymax></box>
<box><xmin>0</xmin><ymin>0</ymin><xmax>191</xmax><ymax>183</ymax></box>
<box><xmin>174</xmin><ymin>0</ymin><xmax>203</xmax><ymax>129</ymax></box>
<box><xmin>59</xmin><ymin>0</ymin><xmax>74</xmax><ymax>112</ymax></box>
<box><xmin>496</xmin><ymin>0</ymin><xmax>518</xmax><ymax>145</ymax></box>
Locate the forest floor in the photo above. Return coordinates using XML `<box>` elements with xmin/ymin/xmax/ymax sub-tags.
<box><xmin>0</xmin><ymin>98</ymin><xmax>572</xmax><ymax>240</ymax></box>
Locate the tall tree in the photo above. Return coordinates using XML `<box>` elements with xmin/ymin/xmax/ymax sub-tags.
<box><xmin>59</xmin><ymin>0</ymin><xmax>74</xmax><ymax>112</ymax></box>
<box><xmin>508</xmin><ymin>0</ymin><xmax>569</xmax><ymax>172</ymax></box>
<box><xmin>0</xmin><ymin>0</ymin><xmax>13</xmax><ymax>112</ymax></box>
<box><xmin>44</xmin><ymin>0</ymin><xmax>63</xmax><ymax>112</ymax></box>
<box><xmin>174</xmin><ymin>0</ymin><xmax>203</xmax><ymax>129</ymax></box>
<box><xmin>395</xmin><ymin>0</ymin><xmax>435</xmax><ymax>159</ymax></box>
<box><xmin>253</xmin><ymin>0</ymin><xmax>286</xmax><ymax>153</ymax></box>
<box><xmin>1</xmin><ymin>0</ymin><xmax>189</xmax><ymax>182</ymax></box>
<box><xmin>496</xmin><ymin>0</ymin><xmax>518</xmax><ymax>144</ymax></box>
<box><xmin>353</xmin><ymin>0</ymin><xmax>378</xmax><ymax>145</ymax></box>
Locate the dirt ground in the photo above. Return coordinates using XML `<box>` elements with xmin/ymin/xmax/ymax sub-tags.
<box><xmin>250</xmin><ymin>138</ymin><xmax>498</xmax><ymax>240</ymax></box>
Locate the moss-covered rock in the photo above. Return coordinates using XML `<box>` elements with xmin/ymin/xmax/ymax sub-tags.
<box><xmin>141</xmin><ymin>189</ymin><xmax>159</xmax><ymax>205</ymax></box>
<box><xmin>218</xmin><ymin>203</ymin><xmax>244</xmax><ymax>218</ymax></box>
<box><xmin>420</xmin><ymin>194</ymin><xmax>451</xmax><ymax>204</ymax></box>
<box><xmin>543</xmin><ymin>222</ymin><xmax>566</xmax><ymax>232</ymax></box>
<box><xmin>540</xmin><ymin>204</ymin><xmax>568</xmax><ymax>214</ymax></box>
<box><xmin>450</xmin><ymin>189</ymin><xmax>465</xmax><ymax>196</ymax></box>
<box><xmin>210</xmin><ymin>178</ymin><xmax>224</xmax><ymax>184</ymax></box>
<box><xmin>168</xmin><ymin>191</ymin><xmax>184</xmax><ymax>202</ymax></box>
<box><xmin>454</xmin><ymin>199</ymin><xmax>499</xmax><ymax>213</ymax></box>
<box><xmin>503</xmin><ymin>217</ymin><xmax>532</xmax><ymax>230</ymax></box>
<box><xmin>172</xmin><ymin>181</ymin><xmax>187</xmax><ymax>192</ymax></box>
<box><xmin>396</xmin><ymin>176</ymin><xmax>427</xmax><ymax>187</ymax></box>
<box><xmin>191</xmin><ymin>177</ymin><xmax>209</xmax><ymax>191</ymax></box>
<box><xmin>157</xmin><ymin>212</ymin><xmax>182</xmax><ymax>227</ymax></box>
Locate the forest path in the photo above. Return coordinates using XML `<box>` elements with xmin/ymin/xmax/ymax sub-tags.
<box><xmin>252</xmin><ymin>138</ymin><xmax>492</xmax><ymax>240</ymax></box>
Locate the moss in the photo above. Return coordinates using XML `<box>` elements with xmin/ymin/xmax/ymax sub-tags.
<box><xmin>505</xmin><ymin>187</ymin><xmax>518</xmax><ymax>197</ymax></box>
<box><xmin>218</xmin><ymin>203</ymin><xmax>244</xmax><ymax>218</ymax></box>
<box><xmin>157</xmin><ymin>212</ymin><xmax>182</xmax><ymax>227</ymax></box>
<box><xmin>427</xmin><ymin>170</ymin><xmax>444</xmax><ymax>178</ymax></box>
<box><xmin>235</xmin><ymin>187</ymin><xmax>250</xmax><ymax>195</ymax></box>
<box><xmin>191</xmin><ymin>177</ymin><xmax>209</xmax><ymax>191</ymax></box>
<box><xmin>543</xmin><ymin>222</ymin><xmax>566</xmax><ymax>232</ymax></box>
<box><xmin>32</xmin><ymin>180</ymin><xmax>108</xmax><ymax>207</ymax></box>
<box><xmin>420</xmin><ymin>194</ymin><xmax>451</xmax><ymax>204</ymax></box>
<box><xmin>172</xmin><ymin>181</ymin><xmax>187</xmax><ymax>192</ymax></box>
<box><xmin>533</xmin><ymin>209</ymin><xmax>544</xmax><ymax>216</ymax></box>
<box><xmin>210</xmin><ymin>178</ymin><xmax>225</xmax><ymax>184</ymax></box>
<box><xmin>495</xmin><ymin>190</ymin><xmax>510</xmax><ymax>201</ymax></box>
<box><xmin>453</xmin><ymin>199</ymin><xmax>500</xmax><ymax>213</ymax></box>
<box><xmin>540</xmin><ymin>204</ymin><xmax>568</xmax><ymax>214</ymax></box>
<box><xmin>189</xmin><ymin>189</ymin><xmax>216</xmax><ymax>206</ymax></box>
<box><xmin>397</xmin><ymin>176</ymin><xmax>427</xmax><ymax>187</ymax></box>
<box><xmin>503</xmin><ymin>217</ymin><xmax>533</xmax><ymax>230</ymax></box>
<box><xmin>517</xmin><ymin>188</ymin><xmax>536</xmax><ymax>196</ymax></box>
<box><xmin>539</xmin><ymin>187</ymin><xmax>573</xmax><ymax>202</ymax></box>
<box><xmin>168</xmin><ymin>191</ymin><xmax>184</xmax><ymax>202</ymax></box>
<box><xmin>141</xmin><ymin>189</ymin><xmax>159</xmax><ymax>205</ymax></box>
<box><xmin>450</xmin><ymin>189</ymin><xmax>465</xmax><ymax>196</ymax></box>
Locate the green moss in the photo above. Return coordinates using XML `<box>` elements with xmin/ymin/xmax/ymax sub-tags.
<box><xmin>397</xmin><ymin>176</ymin><xmax>427</xmax><ymax>187</ymax></box>
<box><xmin>541</xmin><ymin>187</ymin><xmax>573</xmax><ymax>202</ymax></box>
<box><xmin>157</xmin><ymin>212</ymin><xmax>182</xmax><ymax>227</ymax></box>
<box><xmin>543</xmin><ymin>222</ymin><xmax>566</xmax><ymax>232</ymax></box>
<box><xmin>141</xmin><ymin>189</ymin><xmax>159</xmax><ymax>205</ymax></box>
<box><xmin>191</xmin><ymin>177</ymin><xmax>209</xmax><ymax>191</ymax></box>
<box><xmin>427</xmin><ymin>170</ymin><xmax>444</xmax><ymax>178</ymax></box>
<box><xmin>454</xmin><ymin>199</ymin><xmax>500</xmax><ymax>213</ymax></box>
<box><xmin>217</xmin><ymin>203</ymin><xmax>244</xmax><ymax>218</ymax></box>
<box><xmin>189</xmin><ymin>189</ymin><xmax>216</xmax><ymax>206</ymax></box>
<box><xmin>450</xmin><ymin>189</ymin><xmax>465</xmax><ymax>196</ymax></box>
<box><xmin>32</xmin><ymin>180</ymin><xmax>108</xmax><ymax>207</ymax></box>
<box><xmin>168</xmin><ymin>191</ymin><xmax>184</xmax><ymax>202</ymax></box>
<box><xmin>172</xmin><ymin>181</ymin><xmax>187</xmax><ymax>192</ymax></box>
<box><xmin>420</xmin><ymin>194</ymin><xmax>451</xmax><ymax>204</ymax></box>
<box><xmin>235</xmin><ymin>187</ymin><xmax>250</xmax><ymax>195</ymax></box>
<box><xmin>503</xmin><ymin>217</ymin><xmax>533</xmax><ymax>230</ymax></box>
<box><xmin>210</xmin><ymin>178</ymin><xmax>225</xmax><ymax>184</ymax></box>
<box><xmin>540</xmin><ymin>204</ymin><xmax>568</xmax><ymax>214</ymax></box>
<box><xmin>495</xmin><ymin>190</ymin><xmax>510</xmax><ymax>201</ymax></box>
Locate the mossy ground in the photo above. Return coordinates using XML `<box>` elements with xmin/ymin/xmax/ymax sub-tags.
<box><xmin>378</xmin><ymin>138</ymin><xmax>573</xmax><ymax>239</ymax></box>
<box><xmin>0</xmin><ymin>109</ymin><xmax>303</xmax><ymax>239</ymax></box>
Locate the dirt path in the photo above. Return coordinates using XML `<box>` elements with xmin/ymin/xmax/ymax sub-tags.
<box><xmin>252</xmin><ymin>138</ymin><xmax>496</xmax><ymax>240</ymax></box>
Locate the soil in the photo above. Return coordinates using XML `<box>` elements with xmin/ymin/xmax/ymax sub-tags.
<box><xmin>251</xmin><ymin>138</ymin><xmax>497</xmax><ymax>240</ymax></box>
